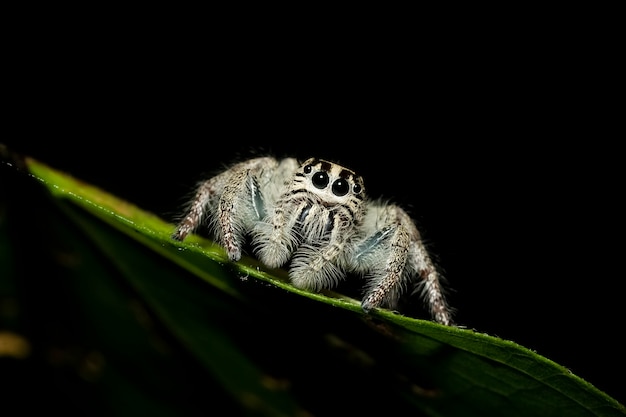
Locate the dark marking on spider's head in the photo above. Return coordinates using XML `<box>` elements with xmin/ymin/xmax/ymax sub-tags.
<box><xmin>339</xmin><ymin>168</ymin><xmax>355</xmax><ymax>179</ymax></box>
<box><xmin>320</xmin><ymin>160</ymin><xmax>333</xmax><ymax>172</ymax></box>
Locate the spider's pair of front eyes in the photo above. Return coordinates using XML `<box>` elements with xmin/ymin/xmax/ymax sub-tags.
<box><xmin>303</xmin><ymin>165</ymin><xmax>362</xmax><ymax>197</ymax></box>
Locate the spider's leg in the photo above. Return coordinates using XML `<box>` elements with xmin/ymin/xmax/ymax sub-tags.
<box><xmin>250</xmin><ymin>159</ymin><xmax>303</xmax><ymax>268</ymax></box>
<box><xmin>359</xmin><ymin>221</ymin><xmax>410</xmax><ymax>312</ymax></box>
<box><xmin>216</xmin><ymin>170</ymin><xmax>253</xmax><ymax>261</ymax></box>
<box><xmin>389</xmin><ymin>204</ymin><xmax>452</xmax><ymax>325</ymax></box>
<box><xmin>252</xmin><ymin>198</ymin><xmax>305</xmax><ymax>269</ymax></box>
<box><xmin>355</xmin><ymin>203</ymin><xmax>453</xmax><ymax>325</ymax></box>
<box><xmin>408</xmin><ymin>240</ymin><xmax>453</xmax><ymax>326</ymax></box>
<box><xmin>288</xmin><ymin>207</ymin><xmax>352</xmax><ymax>290</ymax></box>
<box><xmin>217</xmin><ymin>157</ymin><xmax>280</xmax><ymax>261</ymax></box>
<box><xmin>171</xmin><ymin>176</ymin><xmax>221</xmax><ymax>241</ymax></box>
<box><xmin>173</xmin><ymin>157</ymin><xmax>279</xmax><ymax>263</ymax></box>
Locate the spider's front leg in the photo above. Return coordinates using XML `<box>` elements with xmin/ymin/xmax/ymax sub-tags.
<box><xmin>252</xmin><ymin>197</ymin><xmax>306</xmax><ymax>269</ymax></box>
<box><xmin>352</xmin><ymin>202</ymin><xmax>453</xmax><ymax>326</ymax></box>
<box><xmin>288</xmin><ymin>208</ymin><xmax>356</xmax><ymax>291</ymax></box>
<box><xmin>172</xmin><ymin>157</ymin><xmax>280</xmax><ymax>262</ymax></box>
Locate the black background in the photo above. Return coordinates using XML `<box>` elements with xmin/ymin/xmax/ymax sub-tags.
<box><xmin>3</xmin><ymin>26</ymin><xmax>623</xmax><ymax>407</ymax></box>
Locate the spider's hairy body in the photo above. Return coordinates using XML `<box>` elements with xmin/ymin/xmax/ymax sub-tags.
<box><xmin>172</xmin><ymin>156</ymin><xmax>453</xmax><ymax>326</ymax></box>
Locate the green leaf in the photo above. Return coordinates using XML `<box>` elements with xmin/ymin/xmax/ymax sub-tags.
<box><xmin>2</xmin><ymin>148</ymin><xmax>624</xmax><ymax>417</ymax></box>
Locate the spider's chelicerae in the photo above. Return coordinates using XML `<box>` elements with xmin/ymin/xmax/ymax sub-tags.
<box><xmin>172</xmin><ymin>157</ymin><xmax>453</xmax><ymax>326</ymax></box>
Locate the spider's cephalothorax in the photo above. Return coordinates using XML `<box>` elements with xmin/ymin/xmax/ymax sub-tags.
<box><xmin>172</xmin><ymin>157</ymin><xmax>453</xmax><ymax>325</ymax></box>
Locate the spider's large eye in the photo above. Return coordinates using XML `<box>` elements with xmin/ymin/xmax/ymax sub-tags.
<box><xmin>332</xmin><ymin>179</ymin><xmax>350</xmax><ymax>196</ymax></box>
<box><xmin>312</xmin><ymin>171</ymin><xmax>329</xmax><ymax>189</ymax></box>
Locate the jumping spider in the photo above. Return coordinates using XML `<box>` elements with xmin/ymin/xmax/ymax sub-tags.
<box><xmin>172</xmin><ymin>157</ymin><xmax>453</xmax><ymax>326</ymax></box>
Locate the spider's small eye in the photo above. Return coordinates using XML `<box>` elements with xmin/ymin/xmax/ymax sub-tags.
<box><xmin>312</xmin><ymin>171</ymin><xmax>329</xmax><ymax>189</ymax></box>
<box><xmin>304</xmin><ymin>165</ymin><xmax>312</xmax><ymax>174</ymax></box>
<box><xmin>353</xmin><ymin>184</ymin><xmax>362</xmax><ymax>194</ymax></box>
<box><xmin>332</xmin><ymin>179</ymin><xmax>350</xmax><ymax>196</ymax></box>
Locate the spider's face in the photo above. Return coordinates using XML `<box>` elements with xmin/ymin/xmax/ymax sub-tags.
<box><xmin>297</xmin><ymin>158</ymin><xmax>365</xmax><ymax>206</ymax></box>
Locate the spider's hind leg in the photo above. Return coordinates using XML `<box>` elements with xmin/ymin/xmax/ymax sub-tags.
<box><xmin>406</xmin><ymin>235</ymin><xmax>453</xmax><ymax>325</ymax></box>
<box><xmin>351</xmin><ymin>202</ymin><xmax>453</xmax><ymax>325</ymax></box>
<box><xmin>172</xmin><ymin>157</ymin><xmax>279</xmax><ymax>262</ymax></box>
<box><xmin>171</xmin><ymin>175</ymin><xmax>222</xmax><ymax>242</ymax></box>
